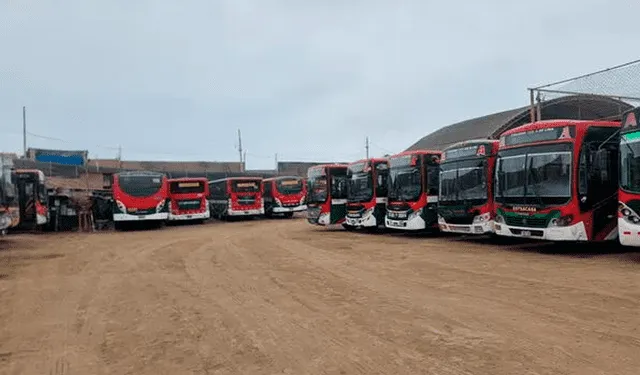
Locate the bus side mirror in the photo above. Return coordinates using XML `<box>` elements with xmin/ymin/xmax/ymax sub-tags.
<box><xmin>580</xmin><ymin>196</ymin><xmax>587</xmax><ymax>203</ymax></box>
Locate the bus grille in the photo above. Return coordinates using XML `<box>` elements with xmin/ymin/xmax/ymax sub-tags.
<box><xmin>237</xmin><ymin>196</ymin><xmax>256</xmax><ymax>206</ymax></box>
<box><xmin>504</xmin><ymin>215</ymin><xmax>548</xmax><ymax>228</ymax></box>
<box><xmin>177</xmin><ymin>199</ymin><xmax>202</xmax><ymax>210</ymax></box>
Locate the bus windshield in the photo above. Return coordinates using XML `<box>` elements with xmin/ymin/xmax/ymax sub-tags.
<box><xmin>307</xmin><ymin>176</ymin><xmax>328</xmax><ymax>203</ymax></box>
<box><xmin>495</xmin><ymin>150</ymin><xmax>572</xmax><ymax>205</ymax></box>
<box><xmin>232</xmin><ymin>180</ymin><xmax>260</xmax><ymax>193</ymax></box>
<box><xmin>118</xmin><ymin>174</ymin><xmax>164</xmax><ymax>197</ymax></box>
<box><xmin>347</xmin><ymin>169</ymin><xmax>373</xmax><ymax>203</ymax></box>
<box><xmin>388</xmin><ymin>166</ymin><xmax>421</xmax><ymax>202</ymax></box>
<box><xmin>620</xmin><ymin>134</ymin><xmax>640</xmax><ymax>193</ymax></box>
<box><xmin>439</xmin><ymin>160</ymin><xmax>487</xmax><ymax>204</ymax></box>
<box><xmin>170</xmin><ymin>180</ymin><xmax>205</xmax><ymax>194</ymax></box>
<box><xmin>276</xmin><ymin>178</ymin><xmax>304</xmax><ymax>195</ymax></box>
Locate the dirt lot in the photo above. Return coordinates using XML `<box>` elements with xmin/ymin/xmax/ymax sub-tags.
<box><xmin>0</xmin><ymin>219</ymin><xmax>639</xmax><ymax>375</ymax></box>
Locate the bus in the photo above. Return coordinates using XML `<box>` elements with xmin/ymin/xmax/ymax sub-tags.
<box><xmin>208</xmin><ymin>177</ymin><xmax>264</xmax><ymax>219</ymax></box>
<box><xmin>262</xmin><ymin>176</ymin><xmax>307</xmax><ymax>218</ymax></box>
<box><xmin>493</xmin><ymin>120</ymin><xmax>620</xmax><ymax>242</ymax></box>
<box><xmin>0</xmin><ymin>157</ymin><xmax>18</xmax><ymax>234</ymax></box>
<box><xmin>168</xmin><ymin>177</ymin><xmax>210</xmax><ymax>223</ymax></box>
<box><xmin>112</xmin><ymin>171</ymin><xmax>170</xmax><ymax>229</ymax></box>
<box><xmin>343</xmin><ymin>158</ymin><xmax>389</xmax><ymax>230</ymax></box>
<box><xmin>438</xmin><ymin>140</ymin><xmax>500</xmax><ymax>235</ymax></box>
<box><xmin>306</xmin><ymin>164</ymin><xmax>348</xmax><ymax>226</ymax></box>
<box><xmin>385</xmin><ymin>150</ymin><xmax>441</xmax><ymax>231</ymax></box>
<box><xmin>618</xmin><ymin>107</ymin><xmax>640</xmax><ymax>246</ymax></box>
<box><xmin>13</xmin><ymin>169</ymin><xmax>48</xmax><ymax>230</ymax></box>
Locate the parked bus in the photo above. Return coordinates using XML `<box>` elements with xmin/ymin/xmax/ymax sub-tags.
<box><xmin>438</xmin><ymin>140</ymin><xmax>500</xmax><ymax>235</ymax></box>
<box><xmin>618</xmin><ymin>107</ymin><xmax>640</xmax><ymax>246</ymax></box>
<box><xmin>343</xmin><ymin>158</ymin><xmax>389</xmax><ymax>230</ymax></box>
<box><xmin>262</xmin><ymin>176</ymin><xmax>307</xmax><ymax>218</ymax></box>
<box><xmin>168</xmin><ymin>177</ymin><xmax>210</xmax><ymax>223</ymax></box>
<box><xmin>13</xmin><ymin>169</ymin><xmax>48</xmax><ymax>230</ymax></box>
<box><xmin>0</xmin><ymin>156</ymin><xmax>18</xmax><ymax>234</ymax></box>
<box><xmin>208</xmin><ymin>177</ymin><xmax>264</xmax><ymax>219</ymax></box>
<box><xmin>385</xmin><ymin>150</ymin><xmax>441</xmax><ymax>231</ymax></box>
<box><xmin>493</xmin><ymin>120</ymin><xmax>620</xmax><ymax>242</ymax></box>
<box><xmin>112</xmin><ymin>171</ymin><xmax>170</xmax><ymax>229</ymax></box>
<box><xmin>306</xmin><ymin>164</ymin><xmax>348</xmax><ymax>226</ymax></box>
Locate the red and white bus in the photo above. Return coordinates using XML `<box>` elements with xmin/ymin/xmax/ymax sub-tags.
<box><xmin>112</xmin><ymin>171</ymin><xmax>170</xmax><ymax>229</ymax></box>
<box><xmin>207</xmin><ymin>177</ymin><xmax>264</xmax><ymax>219</ymax></box>
<box><xmin>385</xmin><ymin>150</ymin><xmax>441</xmax><ymax>231</ymax></box>
<box><xmin>0</xmin><ymin>157</ymin><xmax>19</xmax><ymax>234</ymax></box>
<box><xmin>438</xmin><ymin>140</ymin><xmax>500</xmax><ymax>235</ymax></box>
<box><xmin>306</xmin><ymin>164</ymin><xmax>348</xmax><ymax>226</ymax></box>
<box><xmin>262</xmin><ymin>176</ymin><xmax>307</xmax><ymax>218</ymax></box>
<box><xmin>13</xmin><ymin>169</ymin><xmax>48</xmax><ymax>230</ymax></box>
<box><xmin>168</xmin><ymin>177</ymin><xmax>210</xmax><ymax>222</ymax></box>
<box><xmin>343</xmin><ymin>158</ymin><xmax>389</xmax><ymax>230</ymax></box>
<box><xmin>618</xmin><ymin>107</ymin><xmax>640</xmax><ymax>246</ymax></box>
<box><xmin>493</xmin><ymin>120</ymin><xmax>620</xmax><ymax>242</ymax></box>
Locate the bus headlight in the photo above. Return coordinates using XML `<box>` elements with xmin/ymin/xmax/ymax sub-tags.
<box><xmin>408</xmin><ymin>208</ymin><xmax>422</xmax><ymax>221</ymax></box>
<box><xmin>495</xmin><ymin>215</ymin><xmax>505</xmax><ymax>224</ymax></box>
<box><xmin>156</xmin><ymin>199</ymin><xmax>166</xmax><ymax>212</ymax></box>
<box><xmin>620</xmin><ymin>204</ymin><xmax>640</xmax><ymax>224</ymax></box>
<box><xmin>116</xmin><ymin>200</ymin><xmax>126</xmax><ymax>213</ymax></box>
<box><xmin>548</xmin><ymin>215</ymin><xmax>573</xmax><ymax>227</ymax></box>
<box><xmin>473</xmin><ymin>212</ymin><xmax>491</xmax><ymax>223</ymax></box>
<box><xmin>300</xmin><ymin>196</ymin><xmax>306</xmax><ymax>205</ymax></box>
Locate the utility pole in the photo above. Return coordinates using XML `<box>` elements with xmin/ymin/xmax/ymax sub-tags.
<box><xmin>243</xmin><ymin>150</ymin><xmax>247</xmax><ymax>171</ymax></box>
<box><xmin>275</xmin><ymin>153</ymin><xmax>279</xmax><ymax>172</ymax></box>
<box><xmin>365</xmin><ymin>136</ymin><xmax>370</xmax><ymax>159</ymax></box>
<box><xmin>237</xmin><ymin>129</ymin><xmax>244</xmax><ymax>172</ymax></box>
<box><xmin>117</xmin><ymin>145</ymin><xmax>122</xmax><ymax>170</ymax></box>
<box><xmin>22</xmin><ymin>106</ymin><xmax>27</xmax><ymax>158</ymax></box>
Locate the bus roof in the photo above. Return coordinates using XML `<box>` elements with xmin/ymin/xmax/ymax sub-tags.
<box><xmin>443</xmin><ymin>139</ymin><xmax>499</xmax><ymax>151</ymax></box>
<box><xmin>168</xmin><ymin>177</ymin><xmax>208</xmax><ymax>183</ymax></box>
<box><xmin>262</xmin><ymin>176</ymin><xmax>302</xmax><ymax>182</ymax></box>
<box><xmin>348</xmin><ymin>157</ymin><xmax>388</xmax><ymax>165</ymax></box>
<box><xmin>209</xmin><ymin>176</ymin><xmax>263</xmax><ymax>183</ymax></box>
<box><xmin>390</xmin><ymin>149</ymin><xmax>441</xmax><ymax>158</ymax></box>
<box><xmin>308</xmin><ymin>163</ymin><xmax>348</xmax><ymax>169</ymax></box>
<box><xmin>116</xmin><ymin>170</ymin><xmax>165</xmax><ymax>176</ymax></box>
<box><xmin>500</xmin><ymin>119</ymin><xmax>620</xmax><ymax>137</ymax></box>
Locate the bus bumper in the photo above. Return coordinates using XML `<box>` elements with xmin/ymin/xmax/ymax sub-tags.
<box><xmin>113</xmin><ymin>212</ymin><xmax>169</xmax><ymax>222</ymax></box>
<box><xmin>439</xmin><ymin>220</ymin><xmax>494</xmax><ymax>235</ymax></box>
<box><xmin>168</xmin><ymin>210</ymin><xmax>210</xmax><ymax>221</ymax></box>
<box><xmin>228</xmin><ymin>208</ymin><xmax>264</xmax><ymax>216</ymax></box>
<box><xmin>618</xmin><ymin>218</ymin><xmax>640</xmax><ymax>246</ymax></box>
<box><xmin>0</xmin><ymin>214</ymin><xmax>12</xmax><ymax>231</ymax></box>
<box><xmin>385</xmin><ymin>215</ymin><xmax>424</xmax><ymax>230</ymax></box>
<box><xmin>273</xmin><ymin>205</ymin><xmax>307</xmax><ymax>213</ymax></box>
<box><xmin>345</xmin><ymin>211</ymin><xmax>377</xmax><ymax>227</ymax></box>
<box><xmin>493</xmin><ymin>221</ymin><xmax>588</xmax><ymax>241</ymax></box>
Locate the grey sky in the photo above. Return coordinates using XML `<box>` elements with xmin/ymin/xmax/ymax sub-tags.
<box><xmin>1</xmin><ymin>0</ymin><xmax>638</xmax><ymax>169</ymax></box>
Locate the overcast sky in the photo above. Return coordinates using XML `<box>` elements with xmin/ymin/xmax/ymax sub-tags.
<box><xmin>1</xmin><ymin>0</ymin><xmax>639</xmax><ymax>169</ymax></box>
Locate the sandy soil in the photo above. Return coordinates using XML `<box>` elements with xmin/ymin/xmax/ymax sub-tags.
<box><xmin>0</xmin><ymin>219</ymin><xmax>639</xmax><ymax>375</ymax></box>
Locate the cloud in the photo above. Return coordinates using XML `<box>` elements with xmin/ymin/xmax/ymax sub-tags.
<box><xmin>1</xmin><ymin>0</ymin><xmax>639</xmax><ymax>168</ymax></box>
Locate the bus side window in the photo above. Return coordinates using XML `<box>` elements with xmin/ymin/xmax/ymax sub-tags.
<box><xmin>264</xmin><ymin>181</ymin><xmax>272</xmax><ymax>197</ymax></box>
<box><xmin>578</xmin><ymin>150</ymin><xmax>588</xmax><ymax>196</ymax></box>
<box><xmin>38</xmin><ymin>182</ymin><xmax>47</xmax><ymax>205</ymax></box>
<box><xmin>426</xmin><ymin>165</ymin><xmax>439</xmax><ymax>196</ymax></box>
<box><xmin>376</xmin><ymin>169</ymin><xmax>389</xmax><ymax>197</ymax></box>
<box><xmin>331</xmin><ymin>175</ymin><xmax>347</xmax><ymax>199</ymax></box>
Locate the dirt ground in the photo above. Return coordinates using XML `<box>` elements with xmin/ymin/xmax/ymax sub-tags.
<box><xmin>0</xmin><ymin>219</ymin><xmax>639</xmax><ymax>375</ymax></box>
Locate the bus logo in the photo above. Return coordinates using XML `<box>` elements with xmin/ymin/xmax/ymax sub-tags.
<box><xmin>624</xmin><ymin>112</ymin><xmax>637</xmax><ymax>128</ymax></box>
<box><xmin>558</xmin><ymin>126</ymin><xmax>571</xmax><ymax>139</ymax></box>
<box><xmin>512</xmin><ymin>205</ymin><xmax>537</xmax><ymax>213</ymax></box>
<box><xmin>476</xmin><ymin>145</ymin><xmax>486</xmax><ymax>156</ymax></box>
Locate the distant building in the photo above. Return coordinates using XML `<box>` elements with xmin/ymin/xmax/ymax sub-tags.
<box><xmin>26</xmin><ymin>148</ymin><xmax>88</xmax><ymax>166</ymax></box>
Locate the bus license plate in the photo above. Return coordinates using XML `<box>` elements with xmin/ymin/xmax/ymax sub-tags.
<box><xmin>390</xmin><ymin>220</ymin><xmax>401</xmax><ymax>227</ymax></box>
<box><xmin>138</xmin><ymin>215</ymin><xmax>146</xmax><ymax>220</ymax></box>
<box><xmin>186</xmin><ymin>215</ymin><xmax>192</xmax><ymax>219</ymax></box>
<box><xmin>521</xmin><ymin>230</ymin><xmax>531</xmax><ymax>237</ymax></box>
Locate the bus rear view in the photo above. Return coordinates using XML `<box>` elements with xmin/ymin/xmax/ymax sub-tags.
<box><xmin>112</xmin><ymin>171</ymin><xmax>170</xmax><ymax>229</ymax></box>
<box><xmin>168</xmin><ymin>178</ymin><xmax>210</xmax><ymax>222</ymax></box>
<box><xmin>208</xmin><ymin>177</ymin><xmax>264</xmax><ymax>219</ymax></box>
<box><xmin>263</xmin><ymin>176</ymin><xmax>307</xmax><ymax>218</ymax></box>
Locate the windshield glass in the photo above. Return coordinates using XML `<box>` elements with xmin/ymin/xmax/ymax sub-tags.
<box><xmin>170</xmin><ymin>180</ymin><xmax>205</xmax><ymax>194</ymax></box>
<box><xmin>388</xmin><ymin>166</ymin><xmax>421</xmax><ymax>201</ymax></box>
<box><xmin>276</xmin><ymin>178</ymin><xmax>304</xmax><ymax>194</ymax></box>
<box><xmin>118</xmin><ymin>174</ymin><xmax>164</xmax><ymax>197</ymax></box>
<box><xmin>495</xmin><ymin>151</ymin><xmax>572</xmax><ymax>204</ymax></box>
<box><xmin>439</xmin><ymin>162</ymin><xmax>487</xmax><ymax>203</ymax></box>
<box><xmin>620</xmin><ymin>135</ymin><xmax>640</xmax><ymax>193</ymax></box>
<box><xmin>307</xmin><ymin>176</ymin><xmax>328</xmax><ymax>203</ymax></box>
<box><xmin>232</xmin><ymin>180</ymin><xmax>260</xmax><ymax>193</ymax></box>
<box><xmin>347</xmin><ymin>170</ymin><xmax>373</xmax><ymax>202</ymax></box>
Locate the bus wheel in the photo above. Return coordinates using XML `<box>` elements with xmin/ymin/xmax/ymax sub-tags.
<box><xmin>283</xmin><ymin>212</ymin><xmax>294</xmax><ymax>219</ymax></box>
<box><xmin>342</xmin><ymin>224</ymin><xmax>356</xmax><ymax>231</ymax></box>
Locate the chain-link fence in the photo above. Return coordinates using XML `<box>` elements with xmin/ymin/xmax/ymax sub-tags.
<box><xmin>528</xmin><ymin>59</ymin><xmax>640</xmax><ymax>122</ymax></box>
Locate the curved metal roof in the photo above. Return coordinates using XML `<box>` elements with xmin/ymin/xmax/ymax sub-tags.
<box><xmin>406</xmin><ymin>94</ymin><xmax>633</xmax><ymax>151</ymax></box>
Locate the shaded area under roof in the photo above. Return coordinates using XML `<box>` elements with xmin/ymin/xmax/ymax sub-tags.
<box><xmin>406</xmin><ymin>94</ymin><xmax>633</xmax><ymax>151</ymax></box>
